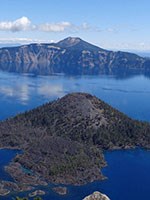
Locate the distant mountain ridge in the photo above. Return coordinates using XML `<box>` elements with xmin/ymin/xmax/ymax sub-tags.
<box><xmin>0</xmin><ymin>37</ymin><xmax>150</xmax><ymax>75</ymax></box>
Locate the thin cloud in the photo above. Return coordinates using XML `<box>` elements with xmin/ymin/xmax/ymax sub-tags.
<box><xmin>0</xmin><ymin>17</ymin><xmax>93</xmax><ymax>33</ymax></box>
<box><xmin>0</xmin><ymin>16</ymin><xmax>136</xmax><ymax>35</ymax></box>
<box><xmin>38</xmin><ymin>21</ymin><xmax>72</xmax><ymax>32</ymax></box>
<box><xmin>0</xmin><ymin>37</ymin><xmax>55</xmax><ymax>45</ymax></box>
<box><xmin>0</xmin><ymin>17</ymin><xmax>72</xmax><ymax>33</ymax></box>
<box><xmin>0</xmin><ymin>17</ymin><xmax>31</xmax><ymax>32</ymax></box>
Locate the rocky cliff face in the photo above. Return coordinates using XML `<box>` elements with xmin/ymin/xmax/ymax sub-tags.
<box><xmin>83</xmin><ymin>191</ymin><xmax>110</xmax><ymax>200</ymax></box>
<box><xmin>0</xmin><ymin>37</ymin><xmax>149</xmax><ymax>75</ymax></box>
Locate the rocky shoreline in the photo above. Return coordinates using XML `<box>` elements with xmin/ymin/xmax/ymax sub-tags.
<box><xmin>52</xmin><ymin>186</ymin><xmax>68</xmax><ymax>195</ymax></box>
<box><xmin>29</xmin><ymin>190</ymin><xmax>45</xmax><ymax>197</ymax></box>
<box><xmin>0</xmin><ymin>154</ymin><xmax>106</xmax><ymax>197</ymax></box>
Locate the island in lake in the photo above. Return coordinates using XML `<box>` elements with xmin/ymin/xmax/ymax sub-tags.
<box><xmin>0</xmin><ymin>93</ymin><xmax>150</xmax><ymax>196</ymax></box>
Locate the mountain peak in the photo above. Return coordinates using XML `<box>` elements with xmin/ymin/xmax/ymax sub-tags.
<box><xmin>57</xmin><ymin>37</ymin><xmax>102</xmax><ymax>52</ymax></box>
<box><xmin>57</xmin><ymin>37</ymin><xmax>82</xmax><ymax>48</ymax></box>
<box><xmin>65</xmin><ymin>37</ymin><xmax>81</xmax><ymax>43</ymax></box>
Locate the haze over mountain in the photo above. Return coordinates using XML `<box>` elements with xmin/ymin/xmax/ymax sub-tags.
<box><xmin>0</xmin><ymin>37</ymin><xmax>150</xmax><ymax>75</ymax></box>
<box><xmin>0</xmin><ymin>43</ymin><xmax>21</xmax><ymax>48</ymax></box>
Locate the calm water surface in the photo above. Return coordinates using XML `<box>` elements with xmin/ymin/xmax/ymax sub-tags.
<box><xmin>0</xmin><ymin>71</ymin><xmax>150</xmax><ymax>199</ymax></box>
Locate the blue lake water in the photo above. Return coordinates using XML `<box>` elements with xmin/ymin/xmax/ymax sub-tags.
<box><xmin>0</xmin><ymin>71</ymin><xmax>150</xmax><ymax>199</ymax></box>
<box><xmin>0</xmin><ymin>149</ymin><xmax>20</xmax><ymax>181</ymax></box>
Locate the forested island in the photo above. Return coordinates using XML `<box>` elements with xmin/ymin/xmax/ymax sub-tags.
<box><xmin>0</xmin><ymin>93</ymin><xmax>150</xmax><ymax>196</ymax></box>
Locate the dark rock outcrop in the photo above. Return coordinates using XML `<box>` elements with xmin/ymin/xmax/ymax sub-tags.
<box><xmin>0</xmin><ymin>37</ymin><xmax>150</xmax><ymax>75</ymax></box>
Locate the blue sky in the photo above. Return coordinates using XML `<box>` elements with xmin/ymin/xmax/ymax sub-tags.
<box><xmin>0</xmin><ymin>0</ymin><xmax>150</xmax><ymax>51</ymax></box>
